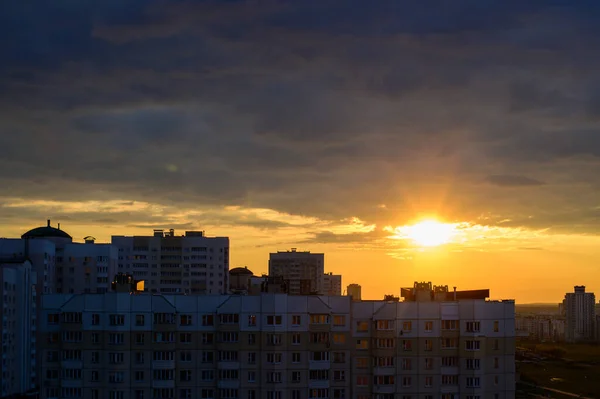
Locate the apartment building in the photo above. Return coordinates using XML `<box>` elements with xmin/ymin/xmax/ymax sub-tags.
<box><xmin>0</xmin><ymin>259</ymin><xmax>37</xmax><ymax>398</ymax></box>
<box><xmin>112</xmin><ymin>229</ymin><xmax>230</xmax><ymax>294</ymax></box>
<box><xmin>323</xmin><ymin>274</ymin><xmax>342</xmax><ymax>296</ymax></box>
<box><xmin>269</xmin><ymin>249</ymin><xmax>324</xmax><ymax>295</ymax></box>
<box><xmin>515</xmin><ymin>315</ymin><xmax>565</xmax><ymax>342</ymax></box>
<box><xmin>563</xmin><ymin>285</ymin><xmax>596</xmax><ymax>342</ymax></box>
<box><xmin>0</xmin><ymin>220</ymin><xmax>119</xmax><ymax>295</ymax></box>
<box><xmin>39</xmin><ymin>281</ymin><xmax>515</xmax><ymax>399</ymax></box>
<box><xmin>346</xmin><ymin>284</ymin><xmax>361</xmax><ymax>301</ymax></box>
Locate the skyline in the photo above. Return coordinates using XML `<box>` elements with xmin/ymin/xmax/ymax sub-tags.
<box><xmin>2</xmin><ymin>1</ymin><xmax>600</xmax><ymax>303</ymax></box>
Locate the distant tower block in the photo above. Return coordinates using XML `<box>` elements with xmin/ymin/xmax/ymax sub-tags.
<box><xmin>347</xmin><ymin>283</ymin><xmax>361</xmax><ymax>301</ymax></box>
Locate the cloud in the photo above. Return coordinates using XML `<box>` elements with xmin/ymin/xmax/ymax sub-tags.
<box><xmin>0</xmin><ymin>0</ymin><xmax>600</xmax><ymax>239</ymax></box>
<box><xmin>486</xmin><ymin>175</ymin><xmax>545</xmax><ymax>187</ymax></box>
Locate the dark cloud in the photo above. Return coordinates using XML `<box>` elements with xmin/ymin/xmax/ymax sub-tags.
<box><xmin>486</xmin><ymin>175</ymin><xmax>545</xmax><ymax>187</ymax></box>
<box><xmin>0</xmin><ymin>1</ymin><xmax>600</xmax><ymax>232</ymax></box>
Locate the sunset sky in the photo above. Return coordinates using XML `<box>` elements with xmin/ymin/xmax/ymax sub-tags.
<box><xmin>2</xmin><ymin>1</ymin><xmax>600</xmax><ymax>303</ymax></box>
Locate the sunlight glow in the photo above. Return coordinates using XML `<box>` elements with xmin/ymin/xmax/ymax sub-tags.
<box><xmin>392</xmin><ymin>219</ymin><xmax>458</xmax><ymax>247</ymax></box>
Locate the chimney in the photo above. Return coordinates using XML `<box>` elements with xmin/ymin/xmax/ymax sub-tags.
<box><xmin>47</xmin><ymin>219</ymin><xmax>51</xmax><ymax>227</ymax></box>
<box><xmin>453</xmin><ymin>286</ymin><xmax>457</xmax><ymax>301</ymax></box>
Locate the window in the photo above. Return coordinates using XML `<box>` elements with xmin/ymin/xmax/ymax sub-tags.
<box><xmin>180</xmin><ymin>370</ymin><xmax>192</xmax><ymax>382</ymax></box>
<box><xmin>402</xmin><ymin>340</ymin><xmax>412</xmax><ymax>351</ymax></box>
<box><xmin>220</xmin><ymin>389</ymin><xmax>238</xmax><ymax>399</ymax></box>
<box><xmin>180</xmin><ymin>315</ymin><xmax>193</xmax><ymax>326</ymax></box>
<box><xmin>356</xmin><ymin>376</ymin><xmax>369</xmax><ymax>386</ymax></box>
<box><xmin>292</xmin><ymin>315</ymin><xmax>301</xmax><ymax>325</ymax></box>
<box><xmin>424</xmin><ymin>358</ymin><xmax>433</xmax><ymax>369</ymax></box>
<box><xmin>424</xmin><ymin>339</ymin><xmax>432</xmax><ymax>351</ymax></box>
<box><xmin>425</xmin><ymin>376</ymin><xmax>433</xmax><ymax>387</ymax></box>
<box><xmin>201</xmin><ymin>370</ymin><xmax>214</xmax><ymax>381</ymax></box>
<box><xmin>267</xmin><ymin>334</ymin><xmax>282</xmax><ymax>345</ymax></box>
<box><xmin>108</xmin><ymin>333</ymin><xmax>124</xmax><ymax>345</ymax></box>
<box><xmin>309</xmin><ymin>389</ymin><xmax>328</xmax><ymax>399</ymax></box>
<box><xmin>47</xmin><ymin>313</ymin><xmax>60</xmax><ymax>325</ymax></box>
<box><xmin>310</xmin><ymin>332</ymin><xmax>330</xmax><ymax>344</ymax></box>
<box><xmin>376</xmin><ymin>338</ymin><xmax>394</xmax><ymax>348</ymax></box>
<box><xmin>442</xmin><ymin>356</ymin><xmax>457</xmax><ymax>367</ymax></box>
<box><xmin>356</xmin><ymin>339</ymin><xmax>369</xmax><ymax>349</ymax></box>
<box><xmin>494</xmin><ymin>357</ymin><xmax>500</xmax><ymax>368</ymax></box>
<box><xmin>109</xmin><ymin>314</ymin><xmax>125</xmax><ymax>326</ymax></box>
<box><xmin>401</xmin><ymin>358</ymin><xmax>412</xmax><ymax>370</ymax></box>
<box><xmin>402</xmin><ymin>377</ymin><xmax>411</xmax><ymax>387</ymax></box>
<box><xmin>219</xmin><ymin>332</ymin><xmax>238</xmax><ymax>343</ymax></box>
<box><xmin>333</xmin><ymin>389</ymin><xmax>345</xmax><ymax>399</ymax></box>
<box><xmin>248</xmin><ymin>333</ymin><xmax>256</xmax><ymax>345</ymax></box>
<box><xmin>247</xmin><ymin>315</ymin><xmax>256</xmax><ymax>326</ymax></box>
<box><xmin>91</xmin><ymin>314</ymin><xmax>100</xmax><ymax>325</ymax></box>
<box><xmin>219</xmin><ymin>370</ymin><xmax>239</xmax><ymax>380</ymax></box>
<box><xmin>135</xmin><ymin>315</ymin><xmax>144</xmax><ymax>326</ymax></box>
<box><xmin>494</xmin><ymin>375</ymin><xmax>499</xmax><ymax>385</ymax></box>
<box><xmin>442</xmin><ymin>375</ymin><xmax>458</xmax><ymax>385</ymax></box>
<box><xmin>466</xmin><ymin>377</ymin><xmax>480</xmax><ymax>388</ymax></box>
<box><xmin>493</xmin><ymin>339</ymin><xmax>500</xmax><ymax>350</ymax></box>
<box><xmin>375</xmin><ymin>356</ymin><xmax>394</xmax><ymax>367</ymax></box>
<box><xmin>466</xmin><ymin>340</ymin><xmax>481</xmax><ymax>351</ymax></box>
<box><xmin>292</xmin><ymin>390</ymin><xmax>301</xmax><ymax>399</ymax></box>
<box><xmin>218</xmin><ymin>351</ymin><xmax>238</xmax><ymax>362</ymax></box>
<box><xmin>135</xmin><ymin>352</ymin><xmax>144</xmax><ymax>364</ymax></box>
<box><xmin>247</xmin><ymin>352</ymin><xmax>256</xmax><ymax>364</ymax></box>
<box><xmin>373</xmin><ymin>376</ymin><xmax>395</xmax><ymax>386</ymax></box>
<box><xmin>267</xmin><ymin>372</ymin><xmax>282</xmax><ymax>383</ymax></box>
<box><xmin>292</xmin><ymin>371</ymin><xmax>301</xmax><ymax>382</ymax></box>
<box><xmin>466</xmin><ymin>321</ymin><xmax>481</xmax><ymax>333</ymax></box>
<box><xmin>292</xmin><ymin>352</ymin><xmax>301</xmax><ymax>363</ymax></box>
<box><xmin>309</xmin><ymin>370</ymin><xmax>329</xmax><ymax>381</ymax></box>
<box><xmin>267</xmin><ymin>353</ymin><xmax>282</xmax><ymax>364</ymax></box>
<box><xmin>424</xmin><ymin>321</ymin><xmax>433</xmax><ymax>331</ymax></box>
<box><xmin>220</xmin><ymin>314</ymin><xmax>239</xmax><ymax>324</ymax></box>
<box><xmin>267</xmin><ymin>392</ymin><xmax>282</xmax><ymax>399</ymax></box>
<box><xmin>332</xmin><ymin>352</ymin><xmax>345</xmax><ymax>363</ymax></box>
<box><xmin>376</xmin><ymin>320</ymin><xmax>393</xmax><ymax>330</ymax></box>
<box><xmin>494</xmin><ymin>320</ymin><xmax>499</xmax><ymax>332</ymax></box>
<box><xmin>441</xmin><ymin>320</ymin><xmax>458</xmax><ymax>330</ymax></box>
<box><xmin>310</xmin><ymin>314</ymin><xmax>330</xmax><ymax>324</ymax></box>
<box><xmin>180</xmin><ymin>389</ymin><xmax>192</xmax><ymax>399</ymax></box>
<box><xmin>154</xmin><ymin>332</ymin><xmax>175</xmax><ymax>343</ymax></box>
<box><xmin>292</xmin><ymin>333</ymin><xmax>301</xmax><ymax>345</ymax></box>
<box><xmin>356</xmin><ymin>321</ymin><xmax>369</xmax><ymax>332</ymax></box>
<box><xmin>333</xmin><ymin>315</ymin><xmax>345</xmax><ymax>326</ymax></box>
<box><xmin>180</xmin><ymin>351</ymin><xmax>191</xmax><ymax>362</ymax></box>
<box><xmin>355</xmin><ymin>357</ymin><xmax>369</xmax><ymax>368</ymax></box>
<box><xmin>202</xmin><ymin>333</ymin><xmax>214</xmax><ymax>344</ymax></box>
<box><xmin>466</xmin><ymin>396</ymin><xmax>481</xmax><ymax>399</ymax></box>
<box><xmin>311</xmin><ymin>351</ymin><xmax>329</xmax><ymax>361</ymax></box>
<box><xmin>247</xmin><ymin>371</ymin><xmax>256</xmax><ymax>383</ymax></box>
<box><xmin>135</xmin><ymin>371</ymin><xmax>144</xmax><ymax>382</ymax></box>
<box><xmin>267</xmin><ymin>315</ymin><xmax>282</xmax><ymax>325</ymax></box>
<box><xmin>441</xmin><ymin>338</ymin><xmax>458</xmax><ymax>349</ymax></box>
<box><xmin>202</xmin><ymin>315</ymin><xmax>214</xmax><ymax>326</ymax></box>
<box><xmin>108</xmin><ymin>371</ymin><xmax>124</xmax><ymax>383</ymax></box>
<box><xmin>154</xmin><ymin>313</ymin><xmax>176</xmax><ymax>325</ymax></box>
<box><xmin>333</xmin><ymin>370</ymin><xmax>345</xmax><ymax>381</ymax></box>
<box><xmin>91</xmin><ymin>371</ymin><xmax>99</xmax><ymax>382</ymax></box>
<box><xmin>108</xmin><ymin>352</ymin><xmax>124</xmax><ymax>364</ymax></box>
<box><xmin>135</xmin><ymin>333</ymin><xmax>145</xmax><ymax>345</ymax></box>
<box><xmin>402</xmin><ymin>321</ymin><xmax>412</xmax><ymax>331</ymax></box>
<box><xmin>201</xmin><ymin>389</ymin><xmax>214</xmax><ymax>399</ymax></box>
<box><xmin>466</xmin><ymin>358</ymin><xmax>480</xmax><ymax>370</ymax></box>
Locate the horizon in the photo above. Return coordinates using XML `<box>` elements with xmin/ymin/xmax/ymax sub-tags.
<box><xmin>3</xmin><ymin>1</ymin><xmax>600</xmax><ymax>303</ymax></box>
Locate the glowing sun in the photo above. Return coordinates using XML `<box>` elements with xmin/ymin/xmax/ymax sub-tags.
<box><xmin>402</xmin><ymin>220</ymin><xmax>457</xmax><ymax>247</ymax></box>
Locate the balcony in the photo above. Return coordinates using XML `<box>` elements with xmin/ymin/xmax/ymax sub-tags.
<box><xmin>152</xmin><ymin>380</ymin><xmax>175</xmax><ymax>389</ymax></box>
<box><xmin>217</xmin><ymin>361</ymin><xmax>240</xmax><ymax>370</ymax></box>
<box><xmin>217</xmin><ymin>380</ymin><xmax>241</xmax><ymax>389</ymax></box>
<box><xmin>440</xmin><ymin>366</ymin><xmax>459</xmax><ymax>375</ymax></box>
<box><xmin>152</xmin><ymin>360</ymin><xmax>175</xmax><ymax>369</ymax></box>
<box><xmin>440</xmin><ymin>385</ymin><xmax>459</xmax><ymax>394</ymax></box>
<box><xmin>308</xmin><ymin>360</ymin><xmax>330</xmax><ymax>370</ymax></box>
<box><xmin>60</xmin><ymin>379</ymin><xmax>83</xmax><ymax>388</ymax></box>
<box><xmin>373</xmin><ymin>367</ymin><xmax>395</xmax><ymax>376</ymax></box>
<box><xmin>308</xmin><ymin>380</ymin><xmax>330</xmax><ymax>389</ymax></box>
<box><xmin>61</xmin><ymin>360</ymin><xmax>82</xmax><ymax>369</ymax></box>
<box><xmin>372</xmin><ymin>385</ymin><xmax>395</xmax><ymax>394</ymax></box>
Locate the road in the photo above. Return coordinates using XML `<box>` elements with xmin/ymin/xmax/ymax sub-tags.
<box><xmin>519</xmin><ymin>381</ymin><xmax>594</xmax><ymax>398</ymax></box>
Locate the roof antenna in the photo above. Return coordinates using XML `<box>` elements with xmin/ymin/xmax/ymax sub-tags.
<box><xmin>47</xmin><ymin>219</ymin><xmax>51</xmax><ymax>227</ymax></box>
<box><xmin>58</xmin><ymin>223</ymin><xmax>61</xmax><ymax>230</ymax></box>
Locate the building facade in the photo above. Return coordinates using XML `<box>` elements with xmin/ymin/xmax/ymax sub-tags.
<box><xmin>563</xmin><ymin>285</ymin><xmax>596</xmax><ymax>342</ymax></box>
<box><xmin>0</xmin><ymin>259</ymin><xmax>37</xmax><ymax>398</ymax></box>
<box><xmin>346</xmin><ymin>284</ymin><xmax>361</xmax><ymax>301</ymax></box>
<box><xmin>323</xmin><ymin>274</ymin><xmax>342</xmax><ymax>296</ymax></box>
<box><xmin>269</xmin><ymin>249</ymin><xmax>324</xmax><ymax>295</ymax></box>
<box><xmin>39</xmin><ymin>282</ymin><xmax>515</xmax><ymax>399</ymax></box>
<box><xmin>112</xmin><ymin>229</ymin><xmax>230</xmax><ymax>295</ymax></box>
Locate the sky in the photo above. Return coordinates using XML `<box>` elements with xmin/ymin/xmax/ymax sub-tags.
<box><xmin>1</xmin><ymin>0</ymin><xmax>600</xmax><ymax>303</ymax></box>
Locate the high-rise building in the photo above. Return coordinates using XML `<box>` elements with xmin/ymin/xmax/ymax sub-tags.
<box><xmin>112</xmin><ymin>229</ymin><xmax>230</xmax><ymax>294</ymax></box>
<box><xmin>0</xmin><ymin>259</ymin><xmax>37</xmax><ymax>398</ymax></box>
<box><xmin>563</xmin><ymin>285</ymin><xmax>596</xmax><ymax>342</ymax></box>
<box><xmin>269</xmin><ymin>249</ymin><xmax>324</xmax><ymax>295</ymax></box>
<box><xmin>346</xmin><ymin>283</ymin><xmax>361</xmax><ymax>301</ymax></box>
<box><xmin>39</xmin><ymin>281</ymin><xmax>516</xmax><ymax>399</ymax></box>
<box><xmin>323</xmin><ymin>273</ymin><xmax>342</xmax><ymax>296</ymax></box>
